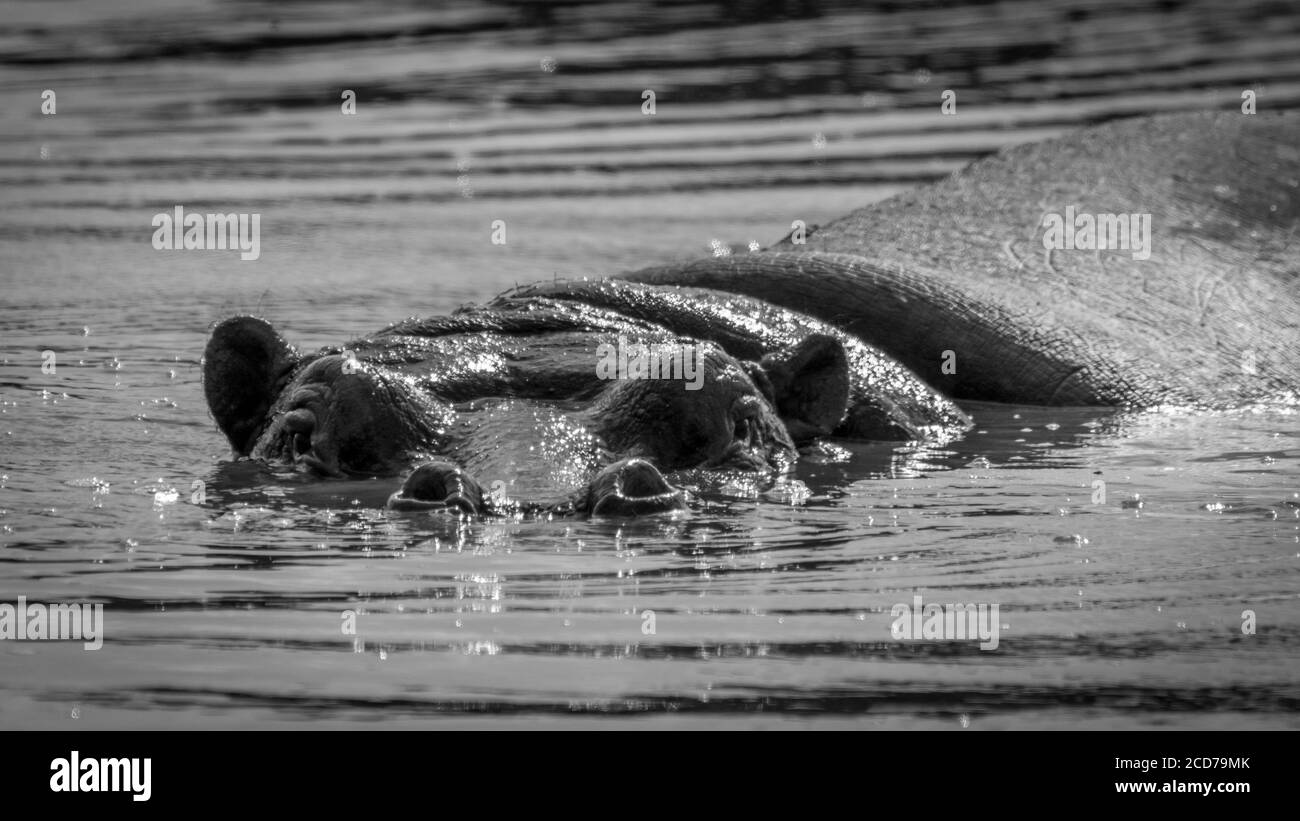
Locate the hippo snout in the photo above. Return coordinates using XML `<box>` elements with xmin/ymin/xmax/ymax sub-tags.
<box><xmin>588</xmin><ymin>458</ymin><xmax>687</xmax><ymax>517</ymax></box>
<box><xmin>387</xmin><ymin>462</ymin><xmax>485</xmax><ymax>513</ymax></box>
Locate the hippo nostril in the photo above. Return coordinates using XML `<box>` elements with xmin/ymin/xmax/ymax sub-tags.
<box><xmin>617</xmin><ymin>458</ymin><xmax>675</xmax><ymax>498</ymax></box>
<box><xmin>590</xmin><ymin>458</ymin><xmax>686</xmax><ymax>517</ymax></box>
<box><xmin>388</xmin><ymin>462</ymin><xmax>485</xmax><ymax>514</ymax></box>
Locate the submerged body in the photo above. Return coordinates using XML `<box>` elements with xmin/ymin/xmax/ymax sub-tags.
<box><xmin>203</xmin><ymin>111</ymin><xmax>1300</xmax><ymax>515</ymax></box>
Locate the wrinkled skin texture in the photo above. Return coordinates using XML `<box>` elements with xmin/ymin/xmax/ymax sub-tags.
<box><xmin>205</xmin><ymin>111</ymin><xmax>1297</xmax><ymax>516</ymax></box>
<box><xmin>624</xmin><ymin>111</ymin><xmax>1300</xmax><ymax>408</ymax></box>
<box><xmin>494</xmin><ymin>280</ymin><xmax>968</xmax><ymax>440</ymax></box>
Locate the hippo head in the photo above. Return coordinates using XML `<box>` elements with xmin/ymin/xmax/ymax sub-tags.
<box><xmin>574</xmin><ymin>334</ymin><xmax>848</xmax><ymax>516</ymax></box>
<box><xmin>203</xmin><ymin>315</ymin><xmax>850</xmax><ymax>517</ymax></box>
<box><xmin>591</xmin><ymin>335</ymin><xmax>848</xmax><ymax>473</ymax></box>
<box><xmin>203</xmin><ymin>316</ymin><xmax>446</xmax><ymax>478</ymax></box>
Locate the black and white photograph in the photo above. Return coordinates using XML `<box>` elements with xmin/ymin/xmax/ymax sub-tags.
<box><xmin>1</xmin><ymin>0</ymin><xmax>1297</xmax><ymax>770</ymax></box>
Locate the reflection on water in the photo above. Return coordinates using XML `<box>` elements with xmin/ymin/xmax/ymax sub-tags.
<box><xmin>1</xmin><ymin>0</ymin><xmax>1298</xmax><ymax>728</ymax></box>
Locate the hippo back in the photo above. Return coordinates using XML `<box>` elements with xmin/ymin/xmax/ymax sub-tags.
<box><xmin>625</xmin><ymin>111</ymin><xmax>1300</xmax><ymax>408</ymax></box>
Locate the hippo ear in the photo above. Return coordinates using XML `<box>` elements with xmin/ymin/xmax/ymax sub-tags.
<box><xmin>752</xmin><ymin>334</ymin><xmax>850</xmax><ymax>443</ymax></box>
<box><xmin>203</xmin><ymin>316</ymin><xmax>300</xmax><ymax>455</ymax></box>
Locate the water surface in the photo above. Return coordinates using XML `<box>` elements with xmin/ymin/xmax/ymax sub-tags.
<box><xmin>1</xmin><ymin>0</ymin><xmax>1298</xmax><ymax>729</ymax></box>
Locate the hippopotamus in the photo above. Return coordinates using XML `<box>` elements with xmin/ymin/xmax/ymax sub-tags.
<box><xmin>202</xmin><ymin>110</ymin><xmax>1300</xmax><ymax>516</ymax></box>
<box><xmin>204</xmin><ymin>283</ymin><xmax>967</xmax><ymax>515</ymax></box>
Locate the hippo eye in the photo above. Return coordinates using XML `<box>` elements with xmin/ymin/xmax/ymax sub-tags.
<box><xmin>732</xmin><ymin>396</ymin><xmax>763</xmax><ymax>440</ymax></box>
<box><xmin>733</xmin><ymin>417</ymin><xmax>751</xmax><ymax>443</ymax></box>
